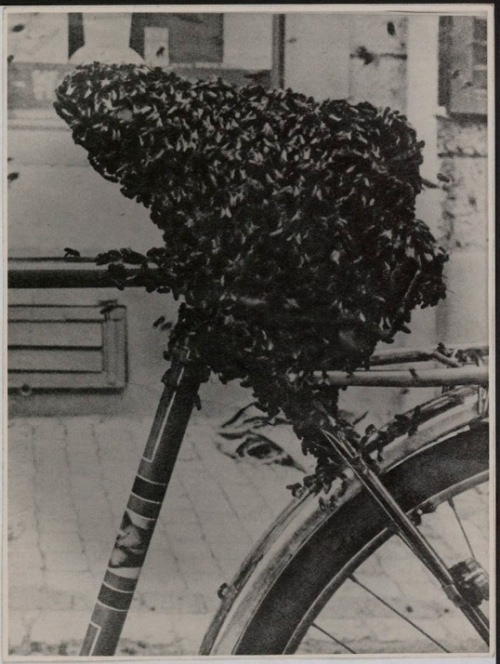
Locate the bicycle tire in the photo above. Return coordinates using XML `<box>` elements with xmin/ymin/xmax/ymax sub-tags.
<box><xmin>201</xmin><ymin>386</ymin><xmax>489</xmax><ymax>655</ymax></box>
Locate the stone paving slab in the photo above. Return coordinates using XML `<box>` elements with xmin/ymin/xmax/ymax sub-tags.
<box><xmin>6</xmin><ymin>413</ymin><xmax>490</xmax><ymax>657</ymax></box>
<box><xmin>7</xmin><ymin>413</ymin><xmax>300</xmax><ymax>657</ymax></box>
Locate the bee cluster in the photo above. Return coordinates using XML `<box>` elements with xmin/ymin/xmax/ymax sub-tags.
<box><xmin>55</xmin><ymin>63</ymin><xmax>447</xmax><ymax>488</ymax></box>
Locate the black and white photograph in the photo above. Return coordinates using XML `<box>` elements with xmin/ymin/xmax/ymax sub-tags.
<box><xmin>4</xmin><ymin>5</ymin><xmax>494</xmax><ymax>660</ymax></box>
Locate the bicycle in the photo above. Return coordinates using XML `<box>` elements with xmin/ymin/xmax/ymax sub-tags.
<box><xmin>200</xmin><ymin>343</ymin><xmax>491</xmax><ymax>655</ymax></box>
<box><xmin>38</xmin><ymin>61</ymin><xmax>492</xmax><ymax>656</ymax></box>
<box><xmin>8</xmin><ymin>263</ymin><xmax>492</xmax><ymax>656</ymax></box>
<box><xmin>65</xmin><ymin>327</ymin><xmax>488</xmax><ymax>655</ymax></box>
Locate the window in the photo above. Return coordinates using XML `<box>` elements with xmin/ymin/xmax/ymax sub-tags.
<box><xmin>8</xmin><ymin>303</ymin><xmax>127</xmax><ymax>391</ymax></box>
<box><xmin>129</xmin><ymin>13</ymin><xmax>223</xmax><ymax>64</ymax></box>
<box><xmin>8</xmin><ymin>12</ymin><xmax>276</xmax><ymax>115</ymax></box>
<box><xmin>439</xmin><ymin>16</ymin><xmax>487</xmax><ymax>115</ymax></box>
<box><xmin>68</xmin><ymin>13</ymin><xmax>84</xmax><ymax>59</ymax></box>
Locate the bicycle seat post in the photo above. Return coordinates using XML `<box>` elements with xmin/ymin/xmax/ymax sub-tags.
<box><xmin>80</xmin><ymin>344</ymin><xmax>203</xmax><ymax>656</ymax></box>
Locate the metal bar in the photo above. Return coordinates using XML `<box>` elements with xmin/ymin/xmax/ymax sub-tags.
<box><xmin>8</xmin><ymin>256</ymin><xmax>98</xmax><ymax>262</ymax></box>
<box><xmin>448</xmin><ymin>497</ymin><xmax>476</xmax><ymax>559</ymax></box>
<box><xmin>8</xmin><ymin>264</ymin><xmax>141</xmax><ymax>289</ymax></box>
<box><xmin>349</xmin><ymin>575</ymin><xmax>450</xmax><ymax>652</ymax></box>
<box><xmin>430</xmin><ymin>351</ymin><xmax>462</xmax><ymax>368</ymax></box>
<box><xmin>80</xmin><ymin>348</ymin><xmax>202</xmax><ymax>656</ymax></box>
<box><xmin>311</xmin><ymin>623</ymin><xmax>356</xmax><ymax>654</ymax></box>
<box><xmin>369</xmin><ymin>344</ymin><xmax>488</xmax><ymax>366</ymax></box>
<box><xmin>8</xmin><ymin>268</ymin><xmax>120</xmax><ymax>289</ymax></box>
<box><xmin>271</xmin><ymin>14</ymin><xmax>286</xmax><ymax>88</ymax></box>
<box><xmin>313</xmin><ymin>365</ymin><xmax>488</xmax><ymax>387</ymax></box>
<box><xmin>8</xmin><ymin>258</ymin><xmax>141</xmax><ymax>289</ymax></box>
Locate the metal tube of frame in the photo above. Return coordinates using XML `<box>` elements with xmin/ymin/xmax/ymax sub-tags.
<box><xmin>313</xmin><ymin>365</ymin><xmax>488</xmax><ymax>387</ymax></box>
<box><xmin>369</xmin><ymin>344</ymin><xmax>489</xmax><ymax>365</ymax></box>
<box><xmin>80</xmin><ymin>348</ymin><xmax>202</xmax><ymax>656</ymax></box>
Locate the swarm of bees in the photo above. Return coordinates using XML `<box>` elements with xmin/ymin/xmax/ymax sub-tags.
<box><xmin>55</xmin><ymin>63</ymin><xmax>448</xmax><ymax>488</ymax></box>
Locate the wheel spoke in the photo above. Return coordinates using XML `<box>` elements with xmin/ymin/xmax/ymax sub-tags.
<box><xmin>448</xmin><ymin>497</ymin><xmax>476</xmax><ymax>559</ymax></box>
<box><xmin>311</xmin><ymin>622</ymin><xmax>356</xmax><ymax>654</ymax></box>
<box><xmin>349</xmin><ymin>575</ymin><xmax>450</xmax><ymax>653</ymax></box>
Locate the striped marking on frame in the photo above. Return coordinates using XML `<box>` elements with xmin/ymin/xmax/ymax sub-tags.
<box><xmin>104</xmin><ymin>569</ymin><xmax>138</xmax><ymax>592</ymax></box>
<box><xmin>96</xmin><ymin>599</ymin><xmax>129</xmax><ymax>613</ymax></box>
<box><xmin>127</xmin><ymin>492</ymin><xmax>162</xmax><ymax>519</ymax></box>
<box><xmin>132</xmin><ymin>474</ymin><xmax>168</xmax><ymax>502</ymax></box>
<box><xmin>98</xmin><ymin>582</ymin><xmax>135</xmax><ymax>611</ymax></box>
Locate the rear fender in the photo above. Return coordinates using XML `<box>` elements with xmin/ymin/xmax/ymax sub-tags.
<box><xmin>200</xmin><ymin>386</ymin><xmax>484</xmax><ymax>654</ymax></box>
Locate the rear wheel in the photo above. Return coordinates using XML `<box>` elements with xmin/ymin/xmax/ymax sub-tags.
<box><xmin>202</xmin><ymin>414</ymin><xmax>489</xmax><ymax>655</ymax></box>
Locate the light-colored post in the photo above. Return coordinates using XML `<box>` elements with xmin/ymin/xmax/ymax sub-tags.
<box><xmin>271</xmin><ymin>14</ymin><xmax>285</xmax><ymax>89</ymax></box>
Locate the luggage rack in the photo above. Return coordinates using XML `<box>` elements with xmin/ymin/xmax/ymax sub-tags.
<box><xmin>9</xmin><ymin>258</ymin><xmax>489</xmax><ymax>388</ymax></box>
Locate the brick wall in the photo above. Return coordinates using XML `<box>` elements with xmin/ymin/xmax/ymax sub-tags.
<box><xmin>435</xmin><ymin>117</ymin><xmax>489</xmax><ymax>343</ymax></box>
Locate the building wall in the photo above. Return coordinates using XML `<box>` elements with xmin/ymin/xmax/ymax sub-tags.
<box><xmin>436</xmin><ymin>117</ymin><xmax>489</xmax><ymax>343</ymax></box>
<box><xmin>8</xmin><ymin>12</ymin><xmax>270</xmax><ymax>419</ymax></box>
<box><xmin>348</xmin><ymin>14</ymin><xmax>408</xmax><ymax>112</ymax></box>
<box><xmin>7</xmin><ymin>11</ymin><xmax>489</xmax><ymax>422</ymax></box>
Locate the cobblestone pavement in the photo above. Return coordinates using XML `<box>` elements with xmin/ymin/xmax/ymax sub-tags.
<box><xmin>7</xmin><ymin>414</ymin><xmax>490</xmax><ymax>658</ymax></box>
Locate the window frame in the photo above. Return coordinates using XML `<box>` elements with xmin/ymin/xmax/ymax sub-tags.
<box><xmin>439</xmin><ymin>15</ymin><xmax>487</xmax><ymax>116</ymax></box>
<box><xmin>8</xmin><ymin>303</ymin><xmax>127</xmax><ymax>392</ymax></box>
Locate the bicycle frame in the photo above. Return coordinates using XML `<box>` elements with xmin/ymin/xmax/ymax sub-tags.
<box><xmin>320</xmin><ymin>425</ymin><xmax>489</xmax><ymax>644</ymax></box>
<box><xmin>316</xmin><ymin>343</ymin><xmax>490</xmax><ymax>644</ymax></box>
<box><xmin>78</xmin><ymin>342</ymin><xmax>489</xmax><ymax>655</ymax></box>
<box><xmin>9</xmin><ymin>261</ymin><xmax>490</xmax><ymax>654</ymax></box>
